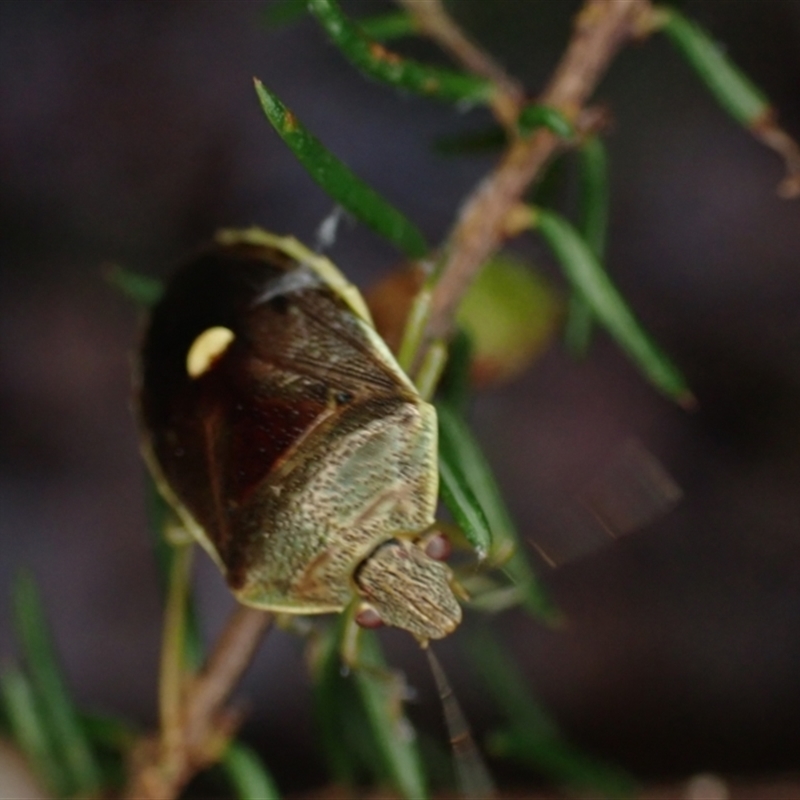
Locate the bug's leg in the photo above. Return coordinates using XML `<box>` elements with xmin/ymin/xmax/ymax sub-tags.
<box><xmin>339</xmin><ymin>598</ymin><xmax>365</xmax><ymax>672</ymax></box>
<box><xmin>419</xmin><ymin>520</ymin><xmax>535</xmax><ymax>615</ymax></box>
<box><xmin>338</xmin><ymin>597</ymin><xmax>398</xmax><ymax>675</ymax></box>
<box><xmin>338</xmin><ymin>600</ymin><xmax>410</xmax><ymax>706</ymax></box>
<box><xmin>159</xmin><ymin>539</ymin><xmax>194</xmax><ymax>756</ymax></box>
<box><xmin>422</xmin><ymin>520</ymin><xmax>476</xmax><ymax>556</ymax></box>
<box><xmin>152</xmin><ymin>500</ymin><xmax>205</xmax><ymax>751</ymax></box>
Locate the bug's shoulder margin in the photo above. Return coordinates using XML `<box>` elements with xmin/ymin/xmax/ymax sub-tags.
<box><xmin>215</xmin><ymin>227</ymin><xmax>373</xmax><ymax>325</ymax></box>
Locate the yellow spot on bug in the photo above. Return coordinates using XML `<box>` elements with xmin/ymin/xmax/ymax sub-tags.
<box><xmin>186</xmin><ymin>326</ymin><xmax>235</xmax><ymax>378</ymax></box>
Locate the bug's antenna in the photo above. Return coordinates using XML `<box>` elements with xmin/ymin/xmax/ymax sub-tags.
<box><xmin>426</xmin><ymin>647</ymin><xmax>496</xmax><ymax>800</ymax></box>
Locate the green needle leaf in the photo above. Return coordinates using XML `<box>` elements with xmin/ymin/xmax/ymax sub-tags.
<box><xmin>222</xmin><ymin>741</ymin><xmax>281</xmax><ymax>800</ymax></box>
<box><xmin>532</xmin><ymin>206</ymin><xmax>694</xmax><ymax>407</ymax></box>
<box><xmin>436</xmin><ymin>328</ymin><xmax>473</xmax><ymax>414</ymax></box>
<box><xmin>358</xmin><ymin>11</ymin><xmax>417</xmax><ymax>42</ymax></box>
<box><xmin>311</xmin><ymin>620</ymin><xmax>428</xmax><ymax>800</ymax></box>
<box><xmin>311</xmin><ymin>624</ymin><xmax>363</xmax><ymax>786</ymax></box>
<box><xmin>466</xmin><ymin>628</ymin><xmax>558</xmax><ymax>740</ymax></box>
<box><xmin>438</xmin><ymin>456</ymin><xmax>492</xmax><ymax>560</ymax></box>
<box><xmin>307</xmin><ymin>0</ymin><xmax>494</xmax><ymax>106</ymax></box>
<box><xmin>254</xmin><ymin>79</ymin><xmax>428</xmax><ymax>258</ymax></box>
<box><xmin>0</xmin><ymin>665</ymin><xmax>67</xmax><ymax>796</ymax></box>
<box><xmin>579</xmin><ymin>136</ymin><xmax>610</xmax><ymax>259</ymax></box>
<box><xmin>654</xmin><ymin>6</ymin><xmax>800</xmax><ymax>197</ymax></box>
<box><xmin>351</xmin><ymin>632</ymin><xmax>428</xmax><ymax>800</ymax></box>
<box><xmin>12</xmin><ymin>572</ymin><xmax>103</xmax><ymax>796</ymax></box>
<box><xmin>105</xmin><ymin>264</ymin><xmax>163</xmax><ymax>308</ymax></box>
<box><xmin>655</xmin><ymin>5</ymin><xmax>769</xmax><ymax>126</ymax></box>
<box><xmin>436</xmin><ymin>401</ymin><xmax>559</xmax><ymax>623</ymax></box>
<box><xmin>488</xmin><ymin>731</ymin><xmax>636</xmax><ymax>799</ymax></box>
<box><xmin>437</xmin><ymin>400</ymin><xmax>514</xmax><ymax>563</ymax></box>
<box><xmin>79</xmin><ymin>712</ymin><xmax>138</xmax><ymax>752</ymax></box>
<box><xmin>467</xmin><ymin>629</ymin><xmax>636</xmax><ymax>799</ymax></box>
<box><xmin>565</xmin><ymin>135</ymin><xmax>610</xmax><ymax>356</ymax></box>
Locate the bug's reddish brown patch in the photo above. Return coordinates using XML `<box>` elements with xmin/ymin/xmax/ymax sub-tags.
<box><xmin>139</xmin><ymin>241</ymin><xmax>416</xmax><ymax>582</ymax></box>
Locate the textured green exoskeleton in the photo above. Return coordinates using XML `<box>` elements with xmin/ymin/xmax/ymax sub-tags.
<box><xmin>137</xmin><ymin>228</ymin><xmax>461</xmax><ymax>642</ymax></box>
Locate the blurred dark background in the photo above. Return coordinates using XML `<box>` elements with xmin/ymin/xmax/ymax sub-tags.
<box><xmin>2</xmin><ymin>0</ymin><xmax>800</xmax><ymax>793</ymax></box>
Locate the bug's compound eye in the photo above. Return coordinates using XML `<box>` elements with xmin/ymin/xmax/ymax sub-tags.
<box><xmin>186</xmin><ymin>326</ymin><xmax>235</xmax><ymax>378</ymax></box>
<box><xmin>354</xmin><ymin>604</ymin><xmax>384</xmax><ymax>629</ymax></box>
<box><xmin>422</xmin><ymin>531</ymin><xmax>452</xmax><ymax>562</ymax></box>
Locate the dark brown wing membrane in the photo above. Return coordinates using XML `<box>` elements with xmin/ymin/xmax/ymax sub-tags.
<box><xmin>139</xmin><ymin>242</ymin><xmax>413</xmax><ymax>570</ymax></box>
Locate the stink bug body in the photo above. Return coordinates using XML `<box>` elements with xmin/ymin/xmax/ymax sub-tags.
<box><xmin>138</xmin><ymin>228</ymin><xmax>461</xmax><ymax>643</ymax></box>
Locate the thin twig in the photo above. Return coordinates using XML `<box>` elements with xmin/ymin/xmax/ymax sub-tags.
<box><xmin>426</xmin><ymin>0</ymin><xmax>649</xmax><ymax>342</ymax></box>
<box><xmin>752</xmin><ymin>111</ymin><xmax>800</xmax><ymax>198</ymax></box>
<box><xmin>183</xmin><ymin>606</ymin><xmax>273</xmax><ymax>754</ymax></box>
<box><xmin>395</xmin><ymin>0</ymin><xmax>524</xmax><ymax>124</ymax></box>
<box><xmin>124</xmin><ymin>607</ymin><xmax>273</xmax><ymax>800</ymax></box>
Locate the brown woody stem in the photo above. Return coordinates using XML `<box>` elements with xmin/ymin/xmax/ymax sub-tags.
<box><xmin>425</xmin><ymin>0</ymin><xmax>649</xmax><ymax>342</ymax></box>
<box><xmin>124</xmin><ymin>607</ymin><xmax>273</xmax><ymax>800</ymax></box>
<box><xmin>395</xmin><ymin>0</ymin><xmax>524</xmax><ymax>124</ymax></box>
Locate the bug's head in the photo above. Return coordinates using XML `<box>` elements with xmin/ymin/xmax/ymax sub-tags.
<box><xmin>352</xmin><ymin>532</ymin><xmax>462</xmax><ymax>643</ymax></box>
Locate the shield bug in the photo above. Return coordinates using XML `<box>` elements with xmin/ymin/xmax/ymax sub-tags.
<box><xmin>137</xmin><ymin>228</ymin><xmax>462</xmax><ymax>644</ymax></box>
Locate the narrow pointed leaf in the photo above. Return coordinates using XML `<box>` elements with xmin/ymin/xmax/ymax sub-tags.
<box><xmin>358</xmin><ymin>11</ymin><xmax>417</xmax><ymax>42</ymax></box>
<box><xmin>77</xmin><ymin>713</ymin><xmax>138</xmax><ymax>791</ymax></box>
<box><xmin>12</xmin><ymin>572</ymin><xmax>103</xmax><ymax>796</ymax></box>
<box><xmin>436</xmin><ymin>401</ymin><xmax>559</xmax><ymax>622</ymax></box>
<box><xmin>310</xmin><ymin>624</ymin><xmax>361</xmax><ymax>785</ymax></box>
<box><xmin>0</xmin><ymin>665</ymin><xmax>67</xmax><ymax>796</ymax></box>
<box><xmin>254</xmin><ymin>79</ymin><xmax>428</xmax><ymax>258</ymax></box>
<box><xmin>307</xmin><ymin>0</ymin><xmax>494</xmax><ymax>106</ymax></box>
<box><xmin>311</xmin><ymin>619</ymin><xmax>428</xmax><ymax>799</ymax></box>
<box><xmin>436</xmin><ymin>328</ymin><xmax>473</xmax><ymax>414</ymax></box>
<box><xmin>655</xmin><ymin>5</ymin><xmax>768</xmax><ymax>125</ymax></box>
<box><xmin>655</xmin><ymin>6</ymin><xmax>800</xmax><ymax>197</ymax></box>
<box><xmin>500</xmin><ymin>545</ymin><xmax>561</xmax><ymax>623</ymax></box>
<box><xmin>579</xmin><ymin>136</ymin><xmax>610</xmax><ymax>260</ymax></box>
<box><xmin>79</xmin><ymin>712</ymin><xmax>138</xmax><ymax>751</ymax></box>
<box><xmin>532</xmin><ymin>207</ymin><xmax>694</xmax><ymax>406</ymax></box>
<box><xmin>466</xmin><ymin>628</ymin><xmax>558</xmax><ymax>740</ymax></box>
<box><xmin>105</xmin><ymin>264</ymin><xmax>163</xmax><ymax>308</ymax></box>
<box><xmin>222</xmin><ymin>741</ymin><xmax>281</xmax><ymax>800</ymax></box>
<box><xmin>438</xmin><ymin>456</ymin><xmax>492</xmax><ymax>559</ymax></box>
<box><xmin>437</xmin><ymin>400</ymin><xmax>512</xmax><ymax>563</ymax></box>
<box><xmin>468</xmin><ymin>629</ymin><xmax>635</xmax><ymax>799</ymax></box>
<box><xmin>351</xmin><ymin>631</ymin><xmax>428</xmax><ymax>800</ymax></box>
<box><xmin>565</xmin><ymin>135</ymin><xmax>610</xmax><ymax>355</ymax></box>
<box><xmin>488</xmin><ymin>731</ymin><xmax>636</xmax><ymax>799</ymax></box>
